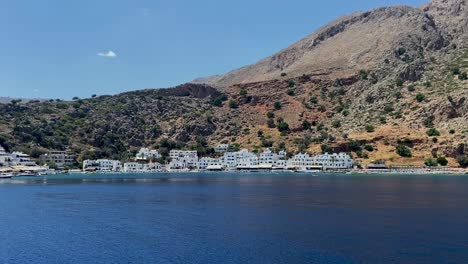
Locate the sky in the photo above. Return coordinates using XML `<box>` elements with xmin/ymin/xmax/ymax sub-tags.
<box><xmin>0</xmin><ymin>0</ymin><xmax>427</xmax><ymax>99</ymax></box>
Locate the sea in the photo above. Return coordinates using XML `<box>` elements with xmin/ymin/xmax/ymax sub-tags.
<box><xmin>1</xmin><ymin>172</ymin><xmax>467</xmax><ymax>264</ymax></box>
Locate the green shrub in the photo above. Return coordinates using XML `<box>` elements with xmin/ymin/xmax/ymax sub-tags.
<box><xmin>267</xmin><ymin>118</ymin><xmax>276</xmax><ymax>128</ymax></box>
<box><xmin>449</xmin><ymin>129</ymin><xmax>455</xmax><ymax>134</ymax></box>
<box><xmin>347</xmin><ymin>140</ymin><xmax>362</xmax><ymax>152</ymax></box>
<box><xmin>437</xmin><ymin>157</ymin><xmax>448</xmax><ymax>166</ymax></box>
<box><xmin>257</xmin><ymin>130</ymin><xmax>264</xmax><ymax>137</ymax></box>
<box><xmin>309</xmin><ymin>96</ymin><xmax>318</xmax><ymax>104</ymax></box>
<box><xmin>415</xmin><ymin>93</ymin><xmax>426</xmax><ymax>102</ymax></box>
<box><xmin>426</xmin><ymin>128</ymin><xmax>440</xmax><ymax>137</ymax></box>
<box><xmin>457</xmin><ymin>156</ymin><xmax>468</xmax><ymax>168</ymax></box>
<box><xmin>384</xmin><ymin>104</ymin><xmax>394</xmax><ymax>113</ymax></box>
<box><xmin>424</xmin><ymin>158</ymin><xmax>438</xmax><ymax>167</ymax></box>
<box><xmin>459</xmin><ymin>72</ymin><xmax>468</xmax><ymax>80</ymax></box>
<box><xmin>379</xmin><ymin>116</ymin><xmax>387</xmax><ymax>124</ymax></box>
<box><xmin>407</xmin><ymin>85</ymin><xmax>416</xmax><ymax>92</ymax></box>
<box><xmin>239</xmin><ymin>89</ymin><xmax>247</xmax><ymax>96</ymax></box>
<box><xmin>364</xmin><ymin>145</ymin><xmax>374</xmax><ymax>152</ymax></box>
<box><xmin>365</xmin><ymin>125</ymin><xmax>375</xmax><ymax>133</ymax></box>
<box><xmin>359</xmin><ymin>70</ymin><xmax>368</xmax><ymax>80</ymax></box>
<box><xmin>396</xmin><ymin>145</ymin><xmax>412</xmax><ymax>157</ymax></box>
<box><xmin>274</xmin><ymin>102</ymin><xmax>282</xmax><ymax>110</ymax></box>
<box><xmin>267</xmin><ymin>112</ymin><xmax>275</xmax><ymax>119</ymax></box>
<box><xmin>321</xmin><ymin>144</ymin><xmax>332</xmax><ymax>154</ymax></box>
<box><xmin>288</xmin><ymin>81</ymin><xmax>295</xmax><ymax>88</ymax></box>
<box><xmin>229</xmin><ymin>100</ymin><xmax>238</xmax><ymax>109</ymax></box>
<box><xmin>432</xmin><ymin>137</ymin><xmax>438</xmax><ymax>143</ymax></box>
<box><xmin>281</xmin><ymin>72</ymin><xmax>287</xmax><ymax>77</ymax></box>
<box><xmin>396</xmin><ymin>78</ymin><xmax>404</xmax><ymax>87</ymax></box>
<box><xmin>277</xmin><ymin>121</ymin><xmax>290</xmax><ymax>132</ymax></box>
<box><xmin>332</xmin><ymin>120</ymin><xmax>341</xmax><ymax>128</ymax></box>
<box><xmin>451</xmin><ymin>67</ymin><xmax>461</xmax><ymax>75</ymax></box>
<box><xmin>287</xmin><ymin>89</ymin><xmax>295</xmax><ymax>96</ymax></box>
<box><xmin>302</xmin><ymin>120</ymin><xmax>311</xmax><ymax>130</ymax></box>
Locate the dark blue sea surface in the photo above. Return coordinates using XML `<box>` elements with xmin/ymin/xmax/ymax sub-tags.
<box><xmin>1</xmin><ymin>173</ymin><xmax>468</xmax><ymax>264</ymax></box>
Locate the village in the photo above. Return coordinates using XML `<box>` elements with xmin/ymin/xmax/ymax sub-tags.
<box><xmin>0</xmin><ymin>143</ymin><xmax>357</xmax><ymax>177</ymax></box>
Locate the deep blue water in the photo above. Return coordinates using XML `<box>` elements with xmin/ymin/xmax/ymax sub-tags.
<box><xmin>1</xmin><ymin>173</ymin><xmax>468</xmax><ymax>264</ymax></box>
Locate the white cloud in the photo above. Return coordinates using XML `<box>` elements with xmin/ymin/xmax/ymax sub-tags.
<box><xmin>97</xmin><ymin>50</ymin><xmax>117</xmax><ymax>58</ymax></box>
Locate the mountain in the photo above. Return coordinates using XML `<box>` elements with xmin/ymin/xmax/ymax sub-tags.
<box><xmin>0</xmin><ymin>0</ymin><xmax>467</xmax><ymax>167</ymax></box>
<box><xmin>194</xmin><ymin>1</ymin><xmax>466</xmax><ymax>88</ymax></box>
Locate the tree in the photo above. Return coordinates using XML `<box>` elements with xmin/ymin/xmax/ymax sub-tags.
<box><xmin>437</xmin><ymin>157</ymin><xmax>448</xmax><ymax>166</ymax></box>
<box><xmin>415</xmin><ymin>93</ymin><xmax>425</xmax><ymax>102</ymax></box>
<box><xmin>396</xmin><ymin>145</ymin><xmax>412</xmax><ymax>157</ymax></box>
<box><xmin>426</xmin><ymin>128</ymin><xmax>440</xmax><ymax>137</ymax></box>
<box><xmin>91</xmin><ymin>94</ymin><xmax>97</xmax><ymax>98</ymax></box>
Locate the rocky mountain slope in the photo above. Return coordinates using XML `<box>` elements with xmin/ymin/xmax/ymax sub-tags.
<box><xmin>194</xmin><ymin>0</ymin><xmax>466</xmax><ymax>88</ymax></box>
<box><xmin>0</xmin><ymin>0</ymin><xmax>466</xmax><ymax>167</ymax></box>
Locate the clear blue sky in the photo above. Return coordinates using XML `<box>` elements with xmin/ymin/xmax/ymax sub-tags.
<box><xmin>0</xmin><ymin>0</ymin><xmax>427</xmax><ymax>99</ymax></box>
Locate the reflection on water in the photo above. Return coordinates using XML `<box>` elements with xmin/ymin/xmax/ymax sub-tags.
<box><xmin>1</xmin><ymin>173</ymin><xmax>468</xmax><ymax>264</ymax></box>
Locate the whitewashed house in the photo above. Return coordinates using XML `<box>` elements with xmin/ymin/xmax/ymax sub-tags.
<box><xmin>83</xmin><ymin>159</ymin><xmax>122</xmax><ymax>172</ymax></box>
<box><xmin>198</xmin><ymin>157</ymin><xmax>224</xmax><ymax>170</ymax></box>
<box><xmin>169</xmin><ymin>150</ymin><xmax>199</xmax><ymax>169</ymax></box>
<box><xmin>222</xmin><ymin>149</ymin><xmax>258</xmax><ymax>170</ymax></box>
<box><xmin>313</xmin><ymin>153</ymin><xmax>353</xmax><ymax>170</ymax></box>
<box><xmin>0</xmin><ymin>146</ymin><xmax>11</xmax><ymax>167</ymax></box>
<box><xmin>287</xmin><ymin>153</ymin><xmax>314</xmax><ymax>168</ymax></box>
<box><xmin>124</xmin><ymin>162</ymin><xmax>162</xmax><ymax>172</ymax></box>
<box><xmin>135</xmin><ymin>148</ymin><xmax>161</xmax><ymax>161</ymax></box>
<box><xmin>10</xmin><ymin>152</ymin><xmax>37</xmax><ymax>166</ymax></box>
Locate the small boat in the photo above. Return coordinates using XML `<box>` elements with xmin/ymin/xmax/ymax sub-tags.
<box><xmin>0</xmin><ymin>173</ymin><xmax>14</xmax><ymax>179</ymax></box>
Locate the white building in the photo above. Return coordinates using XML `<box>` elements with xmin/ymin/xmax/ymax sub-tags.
<box><xmin>83</xmin><ymin>159</ymin><xmax>122</xmax><ymax>172</ymax></box>
<box><xmin>287</xmin><ymin>153</ymin><xmax>314</xmax><ymax>168</ymax></box>
<box><xmin>313</xmin><ymin>153</ymin><xmax>353</xmax><ymax>170</ymax></box>
<box><xmin>10</xmin><ymin>152</ymin><xmax>37</xmax><ymax>166</ymax></box>
<box><xmin>135</xmin><ymin>148</ymin><xmax>161</xmax><ymax>161</ymax></box>
<box><xmin>214</xmin><ymin>144</ymin><xmax>229</xmax><ymax>153</ymax></box>
<box><xmin>0</xmin><ymin>146</ymin><xmax>11</xmax><ymax>167</ymax></box>
<box><xmin>223</xmin><ymin>149</ymin><xmax>258</xmax><ymax>169</ymax></box>
<box><xmin>198</xmin><ymin>157</ymin><xmax>224</xmax><ymax>170</ymax></box>
<box><xmin>123</xmin><ymin>162</ymin><xmax>162</xmax><ymax>173</ymax></box>
<box><xmin>169</xmin><ymin>150</ymin><xmax>199</xmax><ymax>169</ymax></box>
<box><xmin>258</xmin><ymin>148</ymin><xmax>286</xmax><ymax>165</ymax></box>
